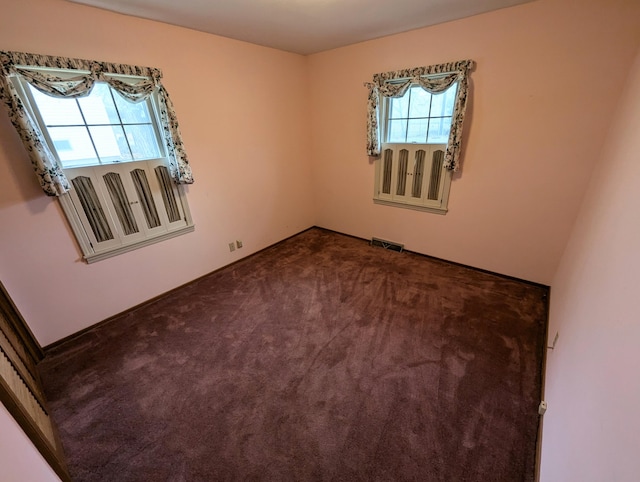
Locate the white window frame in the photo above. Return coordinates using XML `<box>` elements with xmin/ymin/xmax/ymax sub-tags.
<box><xmin>374</xmin><ymin>143</ymin><xmax>452</xmax><ymax>214</ymax></box>
<box><xmin>11</xmin><ymin>72</ymin><xmax>194</xmax><ymax>263</ymax></box>
<box><xmin>373</xmin><ymin>82</ymin><xmax>457</xmax><ymax>215</ymax></box>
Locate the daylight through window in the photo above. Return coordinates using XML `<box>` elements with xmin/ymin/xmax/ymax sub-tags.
<box><xmin>386</xmin><ymin>84</ymin><xmax>458</xmax><ymax>144</ymax></box>
<box><xmin>0</xmin><ymin>51</ymin><xmax>195</xmax><ymax>263</ymax></box>
<box><xmin>27</xmin><ymin>82</ymin><xmax>162</xmax><ymax>168</ymax></box>
<box><xmin>366</xmin><ymin>60</ymin><xmax>474</xmax><ymax>214</ymax></box>
<box><xmin>374</xmin><ymin>81</ymin><xmax>457</xmax><ymax>213</ymax></box>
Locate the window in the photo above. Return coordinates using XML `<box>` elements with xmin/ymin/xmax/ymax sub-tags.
<box><xmin>26</xmin><ymin>82</ymin><xmax>163</xmax><ymax>168</ymax></box>
<box><xmin>0</xmin><ymin>51</ymin><xmax>195</xmax><ymax>263</ymax></box>
<box><xmin>365</xmin><ymin>60</ymin><xmax>474</xmax><ymax>215</ymax></box>
<box><xmin>15</xmin><ymin>76</ymin><xmax>193</xmax><ymax>262</ymax></box>
<box><xmin>386</xmin><ymin>84</ymin><xmax>457</xmax><ymax>144</ymax></box>
<box><xmin>375</xmin><ymin>83</ymin><xmax>457</xmax><ymax>213</ymax></box>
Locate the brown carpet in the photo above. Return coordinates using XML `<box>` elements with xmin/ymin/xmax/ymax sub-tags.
<box><xmin>39</xmin><ymin>228</ymin><xmax>548</xmax><ymax>481</ymax></box>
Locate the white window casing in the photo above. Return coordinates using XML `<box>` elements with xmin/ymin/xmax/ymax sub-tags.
<box><xmin>63</xmin><ymin>160</ymin><xmax>193</xmax><ymax>263</ymax></box>
<box><xmin>365</xmin><ymin>60</ymin><xmax>474</xmax><ymax>214</ymax></box>
<box><xmin>373</xmin><ymin>81</ymin><xmax>456</xmax><ymax>214</ymax></box>
<box><xmin>20</xmin><ymin>78</ymin><xmax>195</xmax><ymax>262</ymax></box>
<box><xmin>1</xmin><ymin>55</ymin><xmax>195</xmax><ymax>262</ymax></box>
<box><xmin>374</xmin><ymin>143</ymin><xmax>451</xmax><ymax>214</ymax></box>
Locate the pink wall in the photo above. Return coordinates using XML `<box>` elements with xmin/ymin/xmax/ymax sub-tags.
<box><xmin>3</xmin><ymin>0</ymin><xmax>636</xmax><ymax>341</ymax></box>
<box><xmin>0</xmin><ymin>404</ymin><xmax>61</xmax><ymax>481</ymax></box>
<box><xmin>307</xmin><ymin>0</ymin><xmax>640</xmax><ymax>285</ymax></box>
<box><xmin>2</xmin><ymin>0</ymin><xmax>640</xmax><ymax>478</ymax></box>
<box><xmin>0</xmin><ymin>0</ymin><xmax>314</xmax><ymax>346</ymax></box>
<box><xmin>540</xmin><ymin>46</ymin><xmax>640</xmax><ymax>481</ymax></box>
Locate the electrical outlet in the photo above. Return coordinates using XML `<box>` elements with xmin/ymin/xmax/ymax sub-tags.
<box><xmin>538</xmin><ymin>401</ymin><xmax>548</xmax><ymax>415</ymax></box>
<box><xmin>228</xmin><ymin>242</ymin><xmax>235</xmax><ymax>252</ymax></box>
<box><xmin>236</xmin><ymin>240</ymin><xmax>243</xmax><ymax>249</ymax></box>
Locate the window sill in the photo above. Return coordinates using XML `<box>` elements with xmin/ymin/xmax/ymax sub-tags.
<box><xmin>84</xmin><ymin>225</ymin><xmax>195</xmax><ymax>264</ymax></box>
<box><xmin>373</xmin><ymin>198</ymin><xmax>448</xmax><ymax>215</ymax></box>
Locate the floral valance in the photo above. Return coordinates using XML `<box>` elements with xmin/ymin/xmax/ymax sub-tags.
<box><xmin>0</xmin><ymin>50</ymin><xmax>194</xmax><ymax>196</ymax></box>
<box><xmin>364</xmin><ymin>59</ymin><xmax>474</xmax><ymax>171</ymax></box>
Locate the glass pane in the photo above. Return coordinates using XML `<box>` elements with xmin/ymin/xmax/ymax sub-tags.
<box><xmin>113</xmin><ymin>93</ymin><xmax>152</xmax><ymax>124</ymax></box>
<box><xmin>408</xmin><ymin>87</ymin><xmax>431</xmax><ymax>118</ymax></box>
<box><xmin>78</xmin><ymin>83</ymin><xmax>120</xmax><ymax>125</ymax></box>
<box><xmin>406</xmin><ymin>119</ymin><xmax>428</xmax><ymax>143</ymax></box>
<box><xmin>431</xmin><ymin>83</ymin><xmax>458</xmax><ymax>117</ymax></box>
<box><xmin>124</xmin><ymin>125</ymin><xmax>161</xmax><ymax>160</ymax></box>
<box><xmin>387</xmin><ymin>118</ymin><xmax>407</xmax><ymax>142</ymax></box>
<box><xmin>388</xmin><ymin>94</ymin><xmax>409</xmax><ymax>119</ymax></box>
<box><xmin>427</xmin><ymin>117</ymin><xmax>452</xmax><ymax>144</ymax></box>
<box><xmin>28</xmin><ymin>85</ymin><xmax>84</xmax><ymax>126</ymax></box>
<box><xmin>89</xmin><ymin>125</ymin><xmax>132</xmax><ymax>163</ymax></box>
<box><xmin>48</xmin><ymin>126</ymin><xmax>98</xmax><ymax>167</ymax></box>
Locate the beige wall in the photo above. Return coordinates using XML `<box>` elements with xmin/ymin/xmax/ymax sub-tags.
<box><xmin>0</xmin><ymin>0</ymin><xmax>314</xmax><ymax>346</ymax></box>
<box><xmin>540</xmin><ymin>46</ymin><xmax>640</xmax><ymax>481</ymax></box>
<box><xmin>307</xmin><ymin>0</ymin><xmax>640</xmax><ymax>284</ymax></box>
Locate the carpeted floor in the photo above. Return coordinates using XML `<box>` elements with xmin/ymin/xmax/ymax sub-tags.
<box><xmin>39</xmin><ymin>228</ymin><xmax>548</xmax><ymax>481</ymax></box>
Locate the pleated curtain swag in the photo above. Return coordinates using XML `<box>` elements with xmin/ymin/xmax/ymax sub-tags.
<box><xmin>364</xmin><ymin>59</ymin><xmax>474</xmax><ymax>172</ymax></box>
<box><xmin>0</xmin><ymin>50</ymin><xmax>194</xmax><ymax>196</ymax></box>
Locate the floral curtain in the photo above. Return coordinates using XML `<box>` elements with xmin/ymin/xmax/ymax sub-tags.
<box><xmin>0</xmin><ymin>50</ymin><xmax>194</xmax><ymax>196</ymax></box>
<box><xmin>364</xmin><ymin>59</ymin><xmax>474</xmax><ymax>171</ymax></box>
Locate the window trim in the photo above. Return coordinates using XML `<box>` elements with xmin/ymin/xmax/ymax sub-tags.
<box><xmin>61</xmin><ymin>186</ymin><xmax>195</xmax><ymax>265</ymax></box>
<box><xmin>365</xmin><ymin>60</ymin><xmax>473</xmax><ymax>215</ymax></box>
<box><xmin>373</xmin><ymin>143</ymin><xmax>452</xmax><ymax>215</ymax></box>
<box><xmin>373</xmin><ymin>81</ymin><xmax>457</xmax><ymax>214</ymax></box>
<box><xmin>0</xmin><ymin>51</ymin><xmax>196</xmax><ymax>262</ymax></box>
<box><xmin>59</xmin><ymin>161</ymin><xmax>195</xmax><ymax>263</ymax></box>
<box><xmin>15</xmin><ymin>76</ymin><xmax>195</xmax><ymax>262</ymax></box>
<box><xmin>17</xmin><ymin>75</ymin><xmax>166</xmax><ymax>169</ymax></box>
<box><xmin>380</xmin><ymin>82</ymin><xmax>458</xmax><ymax>145</ymax></box>
<box><xmin>373</xmin><ymin>197</ymin><xmax>450</xmax><ymax>215</ymax></box>
<box><xmin>364</xmin><ymin>59</ymin><xmax>474</xmax><ymax>170</ymax></box>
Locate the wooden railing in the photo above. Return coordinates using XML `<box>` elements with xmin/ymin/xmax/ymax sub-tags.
<box><xmin>0</xmin><ymin>282</ymin><xmax>71</xmax><ymax>482</ymax></box>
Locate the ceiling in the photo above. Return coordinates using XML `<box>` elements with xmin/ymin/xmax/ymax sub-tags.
<box><xmin>68</xmin><ymin>0</ymin><xmax>534</xmax><ymax>55</ymax></box>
